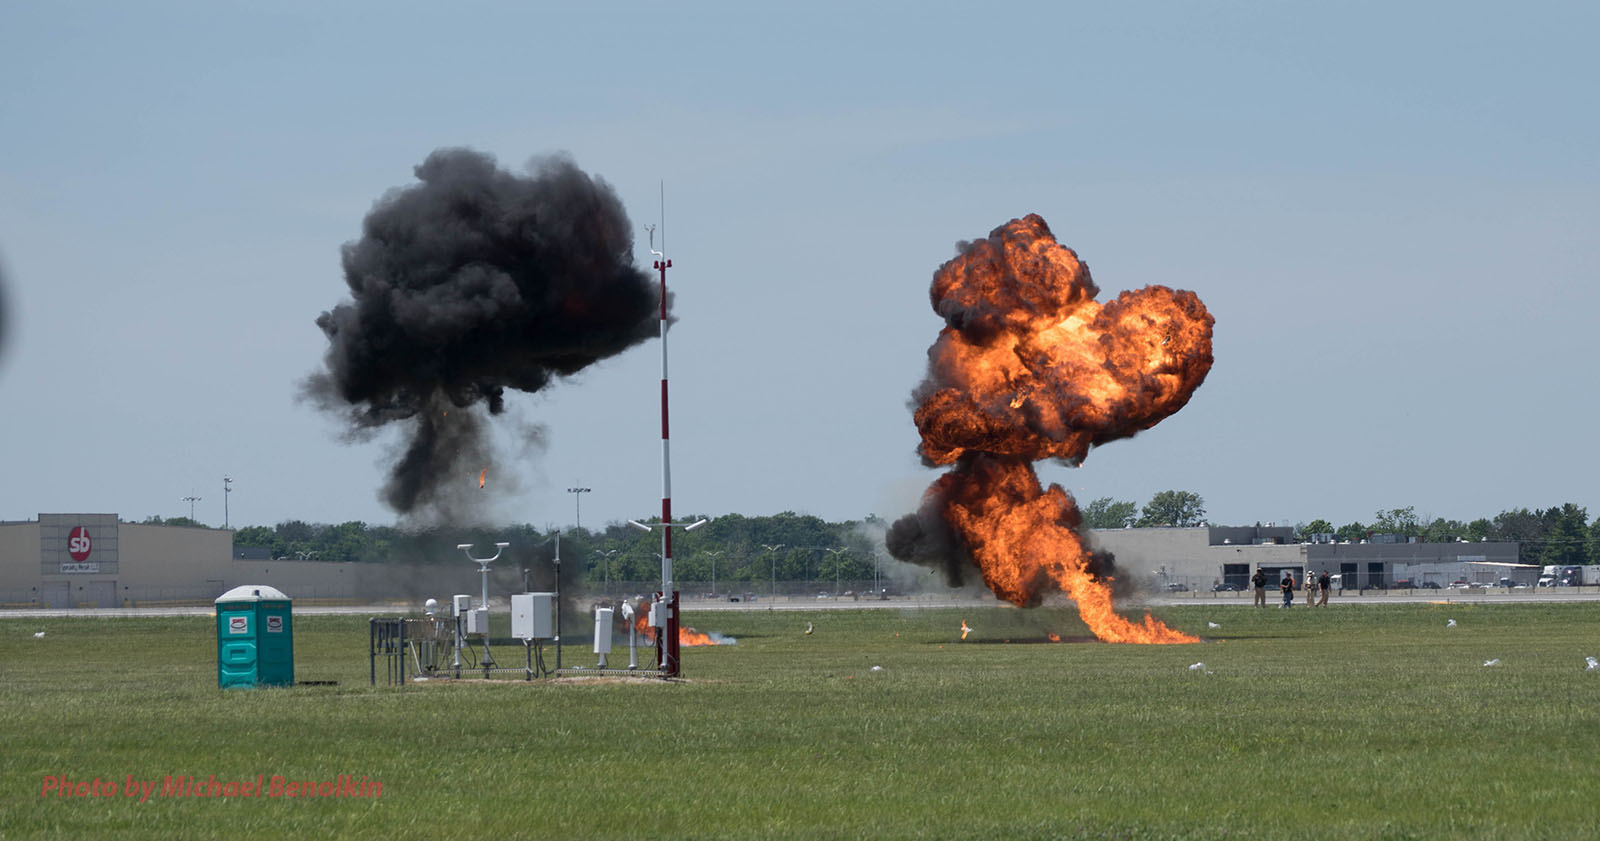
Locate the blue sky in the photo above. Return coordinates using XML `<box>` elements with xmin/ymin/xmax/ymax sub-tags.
<box><xmin>1</xmin><ymin>1</ymin><xmax>1595</xmax><ymax>533</ymax></box>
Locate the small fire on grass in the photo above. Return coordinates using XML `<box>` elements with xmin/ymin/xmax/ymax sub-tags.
<box><xmin>634</xmin><ymin>609</ymin><xmax>736</xmax><ymax>646</ymax></box>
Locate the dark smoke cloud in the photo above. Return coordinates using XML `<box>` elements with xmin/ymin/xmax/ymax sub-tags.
<box><xmin>304</xmin><ymin>149</ymin><xmax>663</xmax><ymax>519</ymax></box>
<box><xmin>884</xmin><ymin>487</ymin><xmax>970</xmax><ymax>588</ymax></box>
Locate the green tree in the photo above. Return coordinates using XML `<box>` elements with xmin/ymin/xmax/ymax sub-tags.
<box><xmin>1590</xmin><ymin>516</ymin><xmax>1600</xmax><ymax>565</ymax></box>
<box><xmin>1334</xmin><ymin>522</ymin><xmax>1367</xmax><ymax>543</ymax></box>
<box><xmin>1083</xmin><ymin>498</ymin><xmax>1138</xmax><ymax>529</ymax></box>
<box><xmin>1490</xmin><ymin>508</ymin><xmax>1548</xmax><ymax>563</ymax></box>
<box><xmin>1137</xmin><ymin>491</ymin><xmax>1206</xmax><ymax>528</ymax></box>
<box><xmin>1371</xmin><ymin>507</ymin><xmax>1420</xmax><ymax>538</ymax></box>
<box><xmin>1538</xmin><ymin>504</ymin><xmax>1589</xmax><ymax>566</ymax></box>
<box><xmin>1298</xmin><ymin>519</ymin><xmax>1335</xmax><ymax>541</ymax></box>
<box><xmin>1421</xmin><ymin>518</ymin><xmax>1466</xmax><ymax>544</ymax></box>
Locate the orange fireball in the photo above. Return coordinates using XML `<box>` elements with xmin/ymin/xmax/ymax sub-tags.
<box><xmin>896</xmin><ymin>215</ymin><xmax>1211</xmax><ymax>645</ymax></box>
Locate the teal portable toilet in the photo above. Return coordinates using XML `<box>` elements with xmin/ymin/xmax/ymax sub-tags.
<box><xmin>215</xmin><ymin>585</ymin><xmax>294</xmax><ymax>688</ymax></box>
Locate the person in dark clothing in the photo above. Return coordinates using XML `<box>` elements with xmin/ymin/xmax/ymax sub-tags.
<box><xmin>1280</xmin><ymin>572</ymin><xmax>1295</xmax><ymax>607</ymax></box>
<box><xmin>1318</xmin><ymin>570</ymin><xmax>1332</xmax><ymax>606</ymax></box>
<box><xmin>1252</xmin><ymin>568</ymin><xmax>1268</xmax><ymax>607</ymax></box>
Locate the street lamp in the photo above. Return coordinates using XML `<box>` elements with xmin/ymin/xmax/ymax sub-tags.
<box><xmin>704</xmin><ymin>550</ymin><xmax>724</xmax><ymax>596</ymax></box>
<box><xmin>826</xmin><ymin>548</ymin><xmax>847</xmax><ymax>595</ymax></box>
<box><xmin>593</xmin><ymin>549</ymin><xmax>618</xmax><ymax>595</ymax></box>
<box><xmin>762</xmin><ymin>543</ymin><xmax>785</xmax><ymax>598</ymax></box>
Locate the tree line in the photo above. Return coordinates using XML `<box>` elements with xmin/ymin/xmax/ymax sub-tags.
<box><xmin>143</xmin><ymin>511</ymin><xmax>887</xmax><ymax>590</ymax></box>
<box><xmin>138</xmin><ymin>494</ymin><xmax>1600</xmax><ymax>580</ymax></box>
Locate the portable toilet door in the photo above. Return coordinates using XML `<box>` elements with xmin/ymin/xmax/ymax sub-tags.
<box><xmin>215</xmin><ymin>585</ymin><xmax>294</xmax><ymax>688</ymax></box>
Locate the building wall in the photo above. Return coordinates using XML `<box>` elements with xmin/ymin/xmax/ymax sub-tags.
<box><xmin>1089</xmin><ymin>527</ymin><xmax>1308</xmax><ymax>590</ymax></box>
<box><xmin>0</xmin><ymin>521</ymin><xmax>42</xmax><ymax>604</ymax></box>
<box><xmin>0</xmin><ymin>514</ymin><xmax>521</xmax><ymax>606</ymax></box>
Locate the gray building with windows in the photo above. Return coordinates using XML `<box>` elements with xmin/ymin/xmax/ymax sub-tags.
<box><xmin>1090</xmin><ymin>526</ymin><xmax>1523</xmax><ymax>593</ymax></box>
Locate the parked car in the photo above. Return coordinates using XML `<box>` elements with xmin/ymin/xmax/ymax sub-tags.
<box><xmin>1165</xmin><ymin>582</ymin><xmax>1189</xmax><ymax>592</ymax></box>
<box><xmin>1212</xmin><ymin>583</ymin><xmax>1242</xmax><ymax>592</ymax></box>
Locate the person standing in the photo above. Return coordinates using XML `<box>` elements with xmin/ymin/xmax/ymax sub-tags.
<box><xmin>1305</xmin><ymin>570</ymin><xmax>1317</xmax><ymax>607</ymax></box>
<box><xmin>1252</xmin><ymin>568</ymin><xmax>1268</xmax><ymax>607</ymax></box>
<box><xmin>1281</xmin><ymin>572</ymin><xmax>1295</xmax><ymax>608</ymax></box>
<box><xmin>1318</xmin><ymin>570</ymin><xmax>1332</xmax><ymax>606</ymax></box>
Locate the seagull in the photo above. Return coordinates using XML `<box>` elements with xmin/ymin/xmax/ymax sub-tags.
<box><xmin>804</xmin><ymin>622</ymin><xmax>814</xmax><ymax>635</ymax></box>
<box><xmin>33</xmin><ymin>631</ymin><xmax>45</xmax><ymax>638</ymax></box>
<box><xmin>1207</xmin><ymin>622</ymin><xmax>1220</xmax><ymax>629</ymax></box>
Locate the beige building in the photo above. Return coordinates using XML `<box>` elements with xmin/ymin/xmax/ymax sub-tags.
<box><xmin>0</xmin><ymin>513</ymin><xmax>491</xmax><ymax>608</ymax></box>
<box><xmin>1089</xmin><ymin>525</ymin><xmax>1523</xmax><ymax>593</ymax></box>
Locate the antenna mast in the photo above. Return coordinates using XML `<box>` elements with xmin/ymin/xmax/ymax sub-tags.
<box><xmin>648</xmin><ymin>183</ymin><xmax>683</xmax><ymax>677</ymax></box>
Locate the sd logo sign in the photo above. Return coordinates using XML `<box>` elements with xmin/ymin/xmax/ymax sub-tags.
<box><xmin>67</xmin><ymin>526</ymin><xmax>92</xmax><ymax>561</ymax></box>
<box><xmin>229</xmin><ymin>615</ymin><xmax>248</xmax><ymax>635</ymax></box>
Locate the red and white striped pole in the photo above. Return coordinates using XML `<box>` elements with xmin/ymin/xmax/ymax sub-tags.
<box><xmin>652</xmin><ymin>248</ymin><xmax>680</xmax><ymax>677</ymax></box>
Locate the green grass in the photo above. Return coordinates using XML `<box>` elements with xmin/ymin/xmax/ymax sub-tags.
<box><xmin>4</xmin><ymin>602</ymin><xmax>1600</xmax><ymax>840</ymax></box>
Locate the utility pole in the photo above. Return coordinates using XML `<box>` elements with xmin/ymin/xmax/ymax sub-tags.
<box><xmin>223</xmin><ymin>476</ymin><xmax>232</xmax><ymax>529</ymax></box>
<box><xmin>567</xmin><ymin>485</ymin><xmax>591</xmax><ymax>532</ymax></box>
<box><xmin>182</xmin><ymin>494</ymin><xmax>201</xmax><ymax>522</ymax></box>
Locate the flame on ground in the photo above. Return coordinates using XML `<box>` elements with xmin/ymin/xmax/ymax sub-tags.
<box><xmin>633</xmin><ymin>609</ymin><xmax>733</xmax><ymax>646</ymax></box>
<box><xmin>960</xmin><ymin>620</ymin><xmax>972</xmax><ymax>640</ymax></box>
<box><xmin>478</xmin><ymin>468</ymin><xmax>486</xmax><ymax>489</ymax></box>
<box><xmin>903</xmin><ymin>215</ymin><xmax>1212</xmax><ymax>645</ymax></box>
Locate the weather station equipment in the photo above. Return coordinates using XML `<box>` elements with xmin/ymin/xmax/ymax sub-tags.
<box><xmin>458</xmin><ymin>542</ymin><xmax>509</xmax><ymax>676</ymax></box>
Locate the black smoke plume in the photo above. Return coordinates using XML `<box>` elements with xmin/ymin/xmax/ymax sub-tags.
<box><xmin>304</xmin><ymin>149</ymin><xmax>662</xmax><ymax>518</ymax></box>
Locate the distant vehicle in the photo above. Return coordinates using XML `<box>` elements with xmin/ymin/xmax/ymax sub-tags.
<box><xmin>1165</xmin><ymin>582</ymin><xmax>1189</xmax><ymax>592</ymax></box>
<box><xmin>1212</xmin><ymin>583</ymin><xmax>1242</xmax><ymax>592</ymax></box>
<box><xmin>1540</xmin><ymin>565</ymin><xmax>1591</xmax><ymax>586</ymax></box>
<box><xmin>1419</xmin><ymin>581</ymin><xmax>1442</xmax><ymax>590</ymax></box>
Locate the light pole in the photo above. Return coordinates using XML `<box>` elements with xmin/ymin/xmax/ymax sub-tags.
<box><xmin>567</xmin><ymin>486</ymin><xmax>591</xmax><ymax>532</ymax></box>
<box><xmin>223</xmin><ymin>476</ymin><xmax>232</xmax><ymax>530</ymax></box>
<box><xmin>182</xmin><ymin>494</ymin><xmax>201</xmax><ymax>522</ymax></box>
<box><xmin>704</xmin><ymin>550</ymin><xmax>724</xmax><ymax>596</ymax></box>
<box><xmin>826</xmin><ymin>548</ymin><xmax>847</xmax><ymax>595</ymax></box>
<box><xmin>593</xmin><ymin>549</ymin><xmax>618</xmax><ymax>595</ymax></box>
<box><xmin>762</xmin><ymin>544</ymin><xmax>785</xmax><ymax>598</ymax></box>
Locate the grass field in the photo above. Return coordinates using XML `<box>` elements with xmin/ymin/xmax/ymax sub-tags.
<box><xmin>4</xmin><ymin>601</ymin><xmax>1600</xmax><ymax>840</ymax></box>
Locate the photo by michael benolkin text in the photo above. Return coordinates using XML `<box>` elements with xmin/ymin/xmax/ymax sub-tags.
<box><xmin>40</xmin><ymin>774</ymin><xmax>382</xmax><ymax>801</ymax></box>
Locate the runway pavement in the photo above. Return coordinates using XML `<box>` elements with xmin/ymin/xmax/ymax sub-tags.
<box><xmin>4</xmin><ymin>588</ymin><xmax>1597</xmax><ymax>619</ymax></box>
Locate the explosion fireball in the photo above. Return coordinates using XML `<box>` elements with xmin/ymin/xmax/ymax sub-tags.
<box><xmin>887</xmin><ymin>215</ymin><xmax>1213</xmax><ymax>644</ymax></box>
